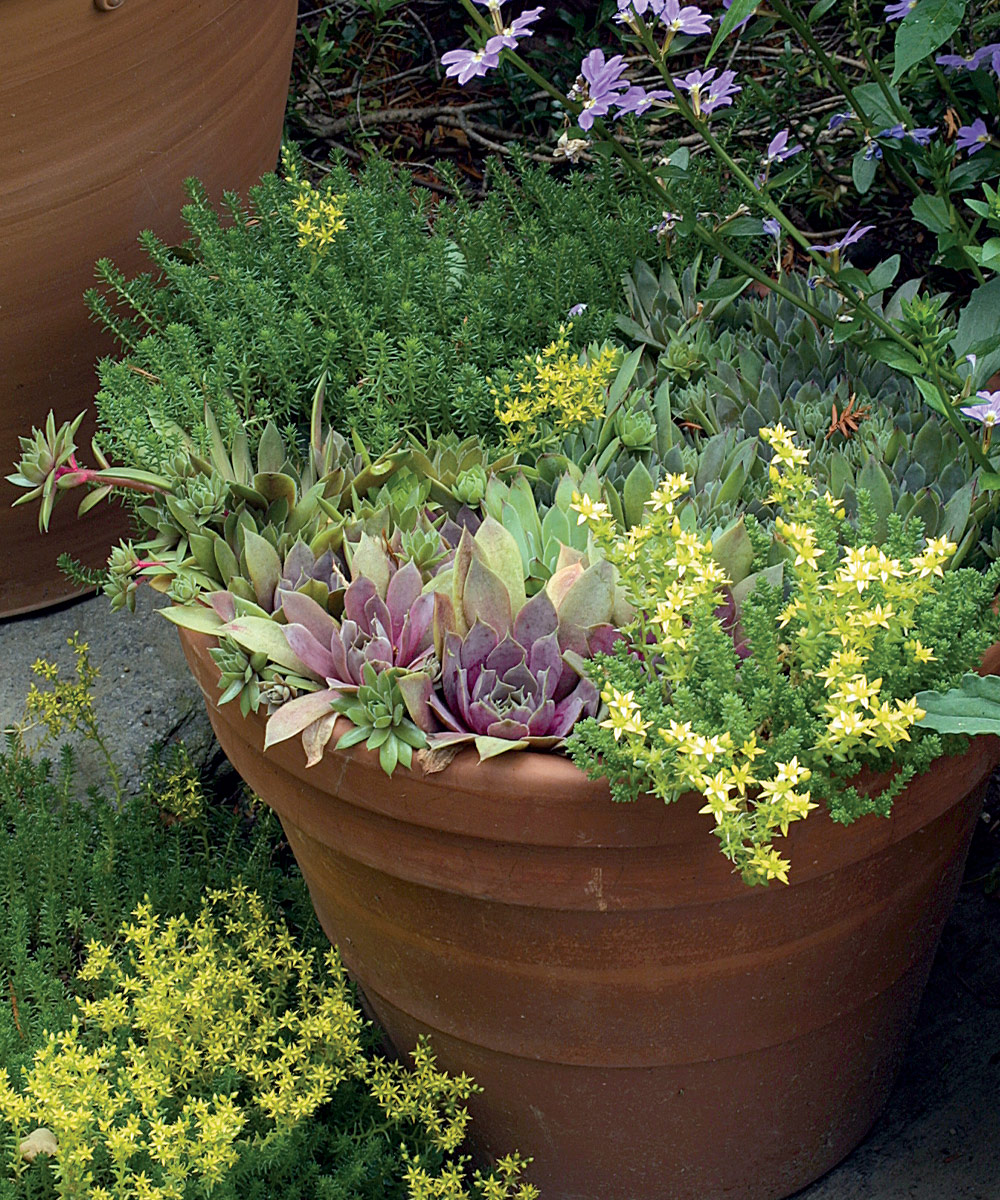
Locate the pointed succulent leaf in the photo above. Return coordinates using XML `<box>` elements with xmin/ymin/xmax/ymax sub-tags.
<box><xmin>242</xmin><ymin>529</ymin><xmax>282</xmax><ymax>611</ymax></box>
<box><xmin>159</xmin><ymin>605</ymin><xmax>225</xmax><ymax>635</ymax></box>
<box><xmin>397</xmin><ymin>671</ymin><xmax>438</xmax><ymax>733</ymax></box>
<box><xmin>256</xmin><ymin>421</ymin><xmax>287</xmax><ymax>475</ymax></box>
<box><xmin>303</xmin><ymin>712</ymin><xmax>339</xmax><ymax>767</ymax></box>
<box><xmin>202</xmin><ymin>405</ymin><xmax>235</xmax><ymax>481</ymax></box>
<box><xmin>943</xmin><ymin>482</ymin><xmax>974</xmax><ymax>542</ymax></box>
<box><xmin>209</xmin><ymin>592</ymin><xmax>237</xmax><ymax>622</ymax></box>
<box><xmin>856</xmin><ymin>456</ymin><xmax>894</xmax><ymax>544</ymax></box>
<box><xmin>462</xmin><ymin>558</ymin><xmax>514</xmax><ymax>636</ymax></box>
<box><xmin>214</xmin><ymin>538</ymin><xmax>240</xmax><ymax>586</ymax></box>
<box><xmin>231</xmin><ymin>426</ymin><xmax>252</xmax><ymax>484</ymax></box>
<box><xmin>500</xmin><ymin>505</ymin><xmax>532</xmax><ymax>577</ymax></box>
<box><xmin>513</xmin><ymin>589</ymin><xmax>559</xmax><ymax>647</ymax></box>
<box><xmin>253</xmin><ymin>472</ymin><xmax>298</xmax><ymax>509</ymax></box>
<box><xmin>506</xmin><ymin>474</ymin><xmax>543</xmax><ymax>545</ymax></box>
<box><xmin>347</xmin><ymin>532</ymin><xmax>391</xmax><ymax>596</ymax></box>
<box><xmin>473</xmin><ymin>516</ymin><xmax>526</xmax><ymax>616</ymax></box>
<box><xmin>220</xmin><ymin>616</ymin><xmax>311</xmax><ymax>676</ymax></box>
<box><xmin>283</xmin><ymin>623</ymin><xmax>339</xmax><ymax>682</ymax></box>
<box><xmin>622</xmin><ymin>461</ymin><xmax>655</xmax><ymax>528</ymax></box>
<box><xmin>711</xmin><ymin>518</ymin><xmax>754</xmax><ymax>586</ymax></box>
<box><xmin>188</xmin><ymin>533</ymin><xmax>222</xmax><ymax>580</ymax></box>
<box><xmin>550</xmin><ymin>559</ymin><xmax>616</xmax><ymax>629</ymax></box>
<box><xmin>386</xmin><ymin>562</ymin><xmax>423</xmax><ymax>636</ymax></box>
<box><xmin>545</xmin><ymin>561</ymin><xmax>584</xmax><ymax>612</ymax></box>
<box><xmin>264</xmin><ymin>689</ymin><xmax>340</xmax><ymax>749</ymax></box>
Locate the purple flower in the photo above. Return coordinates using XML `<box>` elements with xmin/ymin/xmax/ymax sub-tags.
<box><xmin>864</xmin><ymin>138</ymin><xmax>883</xmax><ymax>161</ymax></box>
<box><xmin>956</xmin><ymin>119</ymin><xmax>991</xmax><ymax>156</ymax></box>
<box><xmin>615</xmin><ymin>84</ymin><xmax>671</xmax><ymax>117</ymax></box>
<box><xmin>615</xmin><ymin>0</ymin><xmax>661</xmax><ymax>16</ymax></box>
<box><xmin>574</xmin><ymin>49</ymin><xmax>630</xmax><ymax>130</ymax></box>
<box><xmin>873</xmin><ymin>122</ymin><xmax>935</xmax><ymax>148</ymax></box>
<box><xmin>652</xmin><ymin>211</ymin><xmax>682</xmax><ymax>237</ymax></box>
<box><xmin>884</xmin><ymin>0</ymin><xmax>916</xmax><ymax>19</ymax></box>
<box><xmin>812</xmin><ymin>221</ymin><xmax>875</xmax><ymax>254</ymax></box>
<box><xmin>974</xmin><ymin>43</ymin><xmax>1000</xmax><ymax>75</ymax></box>
<box><xmin>677</xmin><ymin>66</ymin><xmax>741</xmax><ymax>116</ymax></box>
<box><xmin>828</xmin><ymin>110</ymin><xmax>854</xmax><ymax>131</ymax></box>
<box><xmin>762</xmin><ymin>217</ymin><xmax>781</xmax><ymax>238</ymax></box>
<box><xmin>764</xmin><ymin>129</ymin><xmax>802</xmax><ymax>164</ymax></box>
<box><xmin>441</xmin><ymin>45</ymin><xmax>501</xmax><ymax>84</ymax></box>
<box><xmin>568</xmin><ymin>302</ymin><xmax>588</xmax><ymax>317</ymax></box>
<box><xmin>960</xmin><ymin>390</ymin><xmax>1000</xmax><ymax>427</ymax></box>
<box><xmin>936</xmin><ymin>50</ymin><xmax>980</xmax><ymax>72</ymax></box>
<box><xmin>485</xmin><ymin>6</ymin><xmax>544</xmax><ymax>50</ymax></box>
<box><xmin>661</xmin><ymin>0</ymin><xmax>712</xmax><ymax>35</ymax></box>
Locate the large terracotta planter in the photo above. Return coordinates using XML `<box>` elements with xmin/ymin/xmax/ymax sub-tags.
<box><xmin>0</xmin><ymin>0</ymin><xmax>297</xmax><ymax>617</ymax></box>
<box><xmin>180</xmin><ymin>625</ymin><xmax>999</xmax><ymax>1200</ymax></box>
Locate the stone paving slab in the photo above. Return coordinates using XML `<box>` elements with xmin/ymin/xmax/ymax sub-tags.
<box><xmin>1</xmin><ymin>591</ymin><xmax>998</xmax><ymax>1198</ymax></box>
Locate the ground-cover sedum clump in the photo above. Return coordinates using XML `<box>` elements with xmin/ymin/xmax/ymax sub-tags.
<box><xmin>1</xmin><ymin>888</ymin><xmax>534</xmax><ymax>1200</ymax></box>
<box><xmin>88</xmin><ymin>149</ymin><xmax>658</xmax><ymax>464</ymax></box>
<box><xmin>568</xmin><ymin>424</ymin><xmax>1000</xmax><ymax>884</ymax></box>
<box><xmin>0</xmin><ymin>677</ymin><xmax>537</xmax><ymax>1199</ymax></box>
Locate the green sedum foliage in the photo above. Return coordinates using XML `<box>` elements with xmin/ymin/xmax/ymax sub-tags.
<box><xmin>88</xmin><ymin>150</ymin><xmax>659</xmax><ymax>462</ymax></box>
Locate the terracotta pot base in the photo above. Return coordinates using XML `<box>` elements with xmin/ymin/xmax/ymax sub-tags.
<box><xmin>179</xmin><ymin>626</ymin><xmax>998</xmax><ymax>1200</ymax></box>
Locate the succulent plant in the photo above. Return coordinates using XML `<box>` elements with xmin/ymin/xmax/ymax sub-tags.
<box><xmin>609</xmin><ymin>265</ymin><xmax>1000</xmax><ymax>567</ymax></box>
<box><xmin>481</xmin><ymin>470</ymin><xmax>599</xmax><ymax>595</ymax></box>
<box><xmin>404</xmin><ymin>589</ymin><xmax>602</xmax><ymax>757</ymax></box>
<box><xmin>616</xmin><ymin>254</ymin><xmax>742</xmax><ymax>386</ymax></box>
<box><xmin>667</xmin><ymin>280</ymin><xmax>992</xmax><ymax>561</ymax></box>
<box><xmin>251</xmin><ymin>536</ymin><xmax>441</xmax><ymax>762</ymax></box>
<box><xmin>281</xmin><ymin>558</ymin><xmax>437</xmax><ymax>692</ymax></box>
<box><xmin>329</xmin><ymin>663</ymin><xmax>428</xmax><ymax>777</ymax></box>
<box><xmin>209</xmin><ymin>635</ymin><xmax>315</xmax><ymax>718</ymax></box>
<box><xmin>367</xmin><ymin>516</ymin><xmax>623</xmax><ymax>759</ymax></box>
<box><xmin>405</xmin><ymin>430</ymin><xmax>518</xmax><ymax>514</ymax></box>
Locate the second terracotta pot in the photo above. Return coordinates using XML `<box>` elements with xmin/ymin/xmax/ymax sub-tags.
<box><xmin>1</xmin><ymin>0</ymin><xmax>297</xmax><ymax>616</ymax></box>
<box><xmin>180</xmin><ymin>626</ymin><xmax>997</xmax><ymax>1200</ymax></box>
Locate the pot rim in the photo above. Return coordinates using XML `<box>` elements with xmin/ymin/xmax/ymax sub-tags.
<box><xmin>178</xmin><ymin>624</ymin><xmax>1000</xmax><ymax>864</ymax></box>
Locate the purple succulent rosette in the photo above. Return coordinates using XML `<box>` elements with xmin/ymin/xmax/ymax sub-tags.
<box><xmin>398</xmin><ymin>588</ymin><xmax>609</xmax><ymax>759</ymax></box>
<box><xmin>261</xmin><ymin>560</ymin><xmax>437</xmax><ymax>764</ymax></box>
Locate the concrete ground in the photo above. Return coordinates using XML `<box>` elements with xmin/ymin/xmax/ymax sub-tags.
<box><xmin>1</xmin><ymin>590</ymin><xmax>999</xmax><ymax>1199</ymax></box>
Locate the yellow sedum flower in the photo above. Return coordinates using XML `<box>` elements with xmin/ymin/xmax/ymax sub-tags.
<box><xmin>0</xmin><ymin>887</ymin><xmax>529</xmax><ymax>1199</ymax></box>
<box><xmin>494</xmin><ymin>330</ymin><xmax>619</xmax><ymax>448</ymax></box>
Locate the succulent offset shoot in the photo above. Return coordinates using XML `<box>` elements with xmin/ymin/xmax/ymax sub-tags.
<box><xmin>405</xmin><ymin>429</ymin><xmax>519</xmax><ymax>514</ymax></box>
<box><xmin>210</xmin><ymin>636</ymin><xmax>317</xmax><ymax>718</ymax></box>
<box><xmin>329</xmin><ymin>663</ymin><xmax>428</xmax><ymax>776</ymax></box>
<box><xmin>8</xmin><ymin>411</ymin><xmax>168</xmax><ymax>532</ymax></box>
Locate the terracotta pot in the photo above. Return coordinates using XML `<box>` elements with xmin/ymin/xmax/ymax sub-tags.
<box><xmin>0</xmin><ymin>0</ymin><xmax>297</xmax><ymax>617</ymax></box>
<box><xmin>179</xmin><ymin>625</ymin><xmax>999</xmax><ymax>1200</ymax></box>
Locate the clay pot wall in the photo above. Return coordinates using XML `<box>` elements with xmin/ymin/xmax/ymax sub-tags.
<box><xmin>0</xmin><ymin>0</ymin><xmax>297</xmax><ymax>616</ymax></box>
<box><xmin>179</xmin><ymin>625</ymin><xmax>1000</xmax><ymax>1200</ymax></box>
